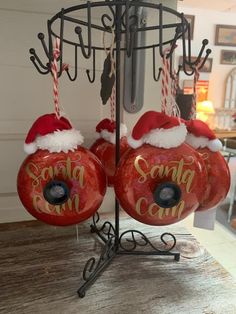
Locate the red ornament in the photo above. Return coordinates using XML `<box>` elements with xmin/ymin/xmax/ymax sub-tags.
<box><xmin>184</xmin><ymin>119</ymin><xmax>230</xmax><ymax>211</ymax></box>
<box><xmin>17</xmin><ymin>148</ymin><xmax>107</xmax><ymax>226</ymax></box>
<box><xmin>195</xmin><ymin>148</ymin><xmax>230</xmax><ymax>211</ymax></box>
<box><xmin>114</xmin><ymin>143</ymin><xmax>208</xmax><ymax>226</ymax></box>
<box><xmin>90</xmin><ymin>118</ymin><xmax>129</xmax><ymax>186</ymax></box>
<box><xmin>113</xmin><ymin>111</ymin><xmax>211</xmax><ymax>226</ymax></box>
<box><xmin>90</xmin><ymin>137</ymin><xmax>129</xmax><ymax>186</ymax></box>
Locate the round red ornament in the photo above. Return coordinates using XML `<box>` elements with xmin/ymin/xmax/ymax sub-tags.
<box><xmin>17</xmin><ymin>113</ymin><xmax>107</xmax><ymax>226</ymax></box>
<box><xmin>90</xmin><ymin>118</ymin><xmax>129</xmax><ymax>186</ymax></box>
<box><xmin>90</xmin><ymin>137</ymin><xmax>129</xmax><ymax>186</ymax></box>
<box><xmin>185</xmin><ymin>119</ymin><xmax>230</xmax><ymax>211</ymax></box>
<box><xmin>114</xmin><ymin>111</ymin><xmax>208</xmax><ymax>226</ymax></box>
<box><xmin>17</xmin><ymin>148</ymin><xmax>106</xmax><ymax>226</ymax></box>
<box><xmin>196</xmin><ymin>148</ymin><xmax>230</xmax><ymax>211</ymax></box>
<box><xmin>114</xmin><ymin>144</ymin><xmax>207</xmax><ymax>225</ymax></box>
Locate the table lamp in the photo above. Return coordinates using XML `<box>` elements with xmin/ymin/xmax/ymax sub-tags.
<box><xmin>196</xmin><ymin>100</ymin><xmax>215</xmax><ymax>122</ymax></box>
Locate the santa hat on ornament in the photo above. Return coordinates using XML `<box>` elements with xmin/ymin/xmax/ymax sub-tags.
<box><xmin>184</xmin><ymin>119</ymin><xmax>222</xmax><ymax>152</ymax></box>
<box><xmin>95</xmin><ymin>118</ymin><xmax>127</xmax><ymax>144</ymax></box>
<box><xmin>24</xmin><ymin>113</ymin><xmax>84</xmax><ymax>154</ymax></box>
<box><xmin>128</xmin><ymin>111</ymin><xmax>187</xmax><ymax>149</ymax></box>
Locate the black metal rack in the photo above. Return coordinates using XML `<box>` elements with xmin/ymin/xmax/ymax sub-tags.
<box><xmin>29</xmin><ymin>0</ymin><xmax>211</xmax><ymax>298</ymax></box>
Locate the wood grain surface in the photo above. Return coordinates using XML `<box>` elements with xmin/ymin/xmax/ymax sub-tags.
<box><xmin>0</xmin><ymin>213</ymin><xmax>236</xmax><ymax>314</ymax></box>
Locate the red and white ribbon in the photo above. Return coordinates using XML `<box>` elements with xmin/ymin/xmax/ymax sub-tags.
<box><xmin>110</xmin><ymin>84</ymin><xmax>116</xmax><ymax>122</ymax></box>
<box><xmin>190</xmin><ymin>66</ymin><xmax>200</xmax><ymax>119</ymax></box>
<box><xmin>161</xmin><ymin>50</ymin><xmax>170</xmax><ymax>114</ymax></box>
<box><xmin>51</xmin><ymin>38</ymin><xmax>68</xmax><ymax>119</ymax></box>
<box><xmin>170</xmin><ymin>70</ymin><xmax>181</xmax><ymax>118</ymax></box>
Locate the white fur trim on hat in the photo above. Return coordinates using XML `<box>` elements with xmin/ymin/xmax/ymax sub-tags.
<box><xmin>24</xmin><ymin>142</ymin><xmax>38</xmax><ymax>155</ymax></box>
<box><xmin>29</xmin><ymin>129</ymin><xmax>84</xmax><ymax>154</ymax></box>
<box><xmin>128</xmin><ymin>123</ymin><xmax>187</xmax><ymax>149</ymax></box>
<box><xmin>186</xmin><ymin>133</ymin><xmax>222</xmax><ymax>152</ymax></box>
<box><xmin>127</xmin><ymin>137</ymin><xmax>144</xmax><ymax>149</ymax></box>
<box><xmin>97</xmin><ymin>123</ymin><xmax>127</xmax><ymax>144</ymax></box>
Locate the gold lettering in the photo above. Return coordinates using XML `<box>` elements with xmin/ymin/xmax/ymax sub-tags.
<box><xmin>26</xmin><ymin>162</ymin><xmax>41</xmax><ymax>187</ymax></box>
<box><xmin>134</xmin><ymin>156</ymin><xmax>149</xmax><ymax>183</ymax></box>
<box><xmin>32</xmin><ymin>194</ymin><xmax>43</xmax><ymax>212</ymax></box>
<box><xmin>41</xmin><ymin>166</ymin><xmax>53</xmax><ymax>181</ymax></box>
<box><xmin>27</xmin><ymin>157</ymin><xmax>85</xmax><ymax>192</ymax></box>
<box><xmin>72</xmin><ymin>166</ymin><xmax>85</xmax><ymax>188</ymax></box>
<box><xmin>135</xmin><ymin>197</ymin><xmax>147</xmax><ymax>215</ymax></box>
<box><xmin>135</xmin><ymin>197</ymin><xmax>186</xmax><ymax>219</ymax></box>
<box><xmin>150</xmin><ymin>164</ymin><xmax>165</xmax><ymax>179</ymax></box>
<box><xmin>134</xmin><ymin>156</ymin><xmax>195</xmax><ymax>194</ymax></box>
<box><xmin>148</xmin><ymin>203</ymin><xmax>159</xmax><ymax>216</ymax></box>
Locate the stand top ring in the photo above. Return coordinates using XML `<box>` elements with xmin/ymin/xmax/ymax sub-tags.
<box><xmin>48</xmin><ymin>0</ymin><xmax>189</xmax><ymax>51</ymax></box>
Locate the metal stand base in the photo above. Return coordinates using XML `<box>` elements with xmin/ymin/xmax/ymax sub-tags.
<box><xmin>77</xmin><ymin>213</ymin><xmax>180</xmax><ymax>298</ymax></box>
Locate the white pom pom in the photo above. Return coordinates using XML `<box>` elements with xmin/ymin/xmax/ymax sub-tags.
<box><xmin>36</xmin><ymin>129</ymin><xmax>84</xmax><ymax>153</ymax></box>
<box><xmin>128</xmin><ymin>136</ymin><xmax>144</xmax><ymax>148</ymax></box>
<box><xmin>99</xmin><ymin>123</ymin><xmax>128</xmax><ymax>144</ymax></box>
<box><xmin>24</xmin><ymin>142</ymin><xmax>37</xmax><ymax>155</ymax></box>
<box><xmin>207</xmin><ymin>139</ymin><xmax>222</xmax><ymax>152</ymax></box>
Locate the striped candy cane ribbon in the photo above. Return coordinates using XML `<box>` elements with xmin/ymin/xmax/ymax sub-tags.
<box><xmin>190</xmin><ymin>66</ymin><xmax>200</xmax><ymax>119</ymax></box>
<box><xmin>170</xmin><ymin>70</ymin><xmax>181</xmax><ymax>118</ymax></box>
<box><xmin>161</xmin><ymin>50</ymin><xmax>170</xmax><ymax>115</ymax></box>
<box><xmin>51</xmin><ymin>38</ymin><xmax>68</xmax><ymax>119</ymax></box>
<box><xmin>110</xmin><ymin>85</ymin><xmax>116</xmax><ymax>122</ymax></box>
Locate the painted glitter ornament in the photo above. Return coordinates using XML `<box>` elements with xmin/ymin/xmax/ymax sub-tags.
<box><xmin>17</xmin><ymin>113</ymin><xmax>107</xmax><ymax>226</ymax></box>
<box><xmin>90</xmin><ymin>118</ymin><xmax>130</xmax><ymax>186</ymax></box>
<box><xmin>185</xmin><ymin>119</ymin><xmax>230</xmax><ymax>211</ymax></box>
<box><xmin>114</xmin><ymin>111</ymin><xmax>208</xmax><ymax>226</ymax></box>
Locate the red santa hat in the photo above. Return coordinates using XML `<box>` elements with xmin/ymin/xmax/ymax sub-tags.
<box><xmin>128</xmin><ymin>111</ymin><xmax>187</xmax><ymax>149</ymax></box>
<box><xmin>184</xmin><ymin>119</ymin><xmax>222</xmax><ymax>152</ymax></box>
<box><xmin>95</xmin><ymin>118</ymin><xmax>127</xmax><ymax>144</ymax></box>
<box><xmin>24</xmin><ymin>113</ymin><xmax>84</xmax><ymax>154</ymax></box>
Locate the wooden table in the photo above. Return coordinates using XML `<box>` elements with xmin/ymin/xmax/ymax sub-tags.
<box><xmin>0</xmin><ymin>214</ymin><xmax>236</xmax><ymax>314</ymax></box>
<box><xmin>215</xmin><ymin>129</ymin><xmax>236</xmax><ymax>139</ymax></box>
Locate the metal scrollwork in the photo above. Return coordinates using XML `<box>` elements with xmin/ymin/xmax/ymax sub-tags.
<box><xmin>90</xmin><ymin>212</ymin><xmax>116</xmax><ymax>242</ymax></box>
<box><xmin>119</xmin><ymin>230</ymin><xmax>177</xmax><ymax>253</ymax></box>
<box><xmin>82</xmin><ymin>238</ymin><xmax>115</xmax><ymax>282</ymax></box>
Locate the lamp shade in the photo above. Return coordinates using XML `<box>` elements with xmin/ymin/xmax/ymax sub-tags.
<box><xmin>197</xmin><ymin>101</ymin><xmax>215</xmax><ymax>114</ymax></box>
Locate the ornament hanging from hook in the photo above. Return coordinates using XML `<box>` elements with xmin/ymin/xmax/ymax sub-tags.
<box><xmin>100</xmin><ymin>27</ymin><xmax>116</xmax><ymax>105</ymax></box>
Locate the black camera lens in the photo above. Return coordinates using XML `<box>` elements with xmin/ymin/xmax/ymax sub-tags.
<box><xmin>43</xmin><ymin>180</ymin><xmax>70</xmax><ymax>205</ymax></box>
<box><xmin>153</xmin><ymin>182</ymin><xmax>181</xmax><ymax>208</ymax></box>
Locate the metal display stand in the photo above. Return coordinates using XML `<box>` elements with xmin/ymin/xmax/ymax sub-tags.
<box><xmin>29</xmin><ymin>0</ymin><xmax>211</xmax><ymax>298</ymax></box>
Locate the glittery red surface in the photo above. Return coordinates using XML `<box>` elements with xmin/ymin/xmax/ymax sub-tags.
<box><xmin>17</xmin><ymin>148</ymin><xmax>107</xmax><ymax>226</ymax></box>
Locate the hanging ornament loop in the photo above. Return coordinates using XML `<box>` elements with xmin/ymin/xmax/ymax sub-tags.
<box><xmin>190</xmin><ymin>66</ymin><xmax>200</xmax><ymax>119</ymax></box>
<box><xmin>103</xmin><ymin>27</ymin><xmax>116</xmax><ymax>78</ymax></box>
<box><xmin>51</xmin><ymin>38</ymin><xmax>68</xmax><ymax>119</ymax></box>
<box><xmin>100</xmin><ymin>27</ymin><xmax>116</xmax><ymax>105</ymax></box>
<box><xmin>161</xmin><ymin>47</ymin><xmax>180</xmax><ymax>118</ymax></box>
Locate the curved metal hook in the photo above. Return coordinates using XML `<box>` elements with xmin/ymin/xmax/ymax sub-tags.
<box><xmin>29</xmin><ymin>48</ymin><xmax>49</xmax><ymax>71</ymax></box>
<box><xmin>86</xmin><ymin>48</ymin><xmax>96</xmax><ymax>83</ymax></box>
<box><xmin>65</xmin><ymin>46</ymin><xmax>78</xmax><ymax>81</ymax></box>
<box><xmin>74</xmin><ymin>2</ymin><xmax>91</xmax><ymax>59</ymax></box>
<box><xmin>159</xmin><ymin>3</ymin><xmax>164</xmax><ymax>58</ymax></box>
<box><xmin>197</xmin><ymin>48</ymin><xmax>212</xmax><ymax>71</ymax></box>
<box><xmin>152</xmin><ymin>46</ymin><xmax>162</xmax><ymax>82</ymax></box>
<box><xmin>37</xmin><ymin>33</ymin><xmax>50</xmax><ymax>59</ymax></box>
<box><xmin>29</xmin><ymin>56</ymin><xmax>50</xmax><ymax>75</ymax></box>
<box><xmin>101</xmin><ymin>13</ymin><xmax>114</xmax><ymax>30</ymax></box>
<box><xmin>57</xmin><ymin>8</ymin><xmax>65</xmax><ymax>78</ymax></box>
<box><xmin>193</xmin><ymin>39</ymin><xmax>209</xmax><ymax>66</ymax></box>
